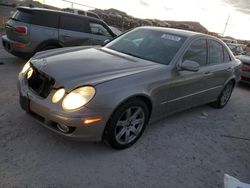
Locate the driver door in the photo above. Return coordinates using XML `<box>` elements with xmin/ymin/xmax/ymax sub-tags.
<box><xmin>164</xmin><ymin>39</ymin><xmax>214</xmax><ymax>114</ymax></box>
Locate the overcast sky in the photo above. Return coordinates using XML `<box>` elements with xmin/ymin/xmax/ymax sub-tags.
<box><xmin>38</xmin><ymin>0</ymin><xmax>250</xmax><ymax>40</ymax></box>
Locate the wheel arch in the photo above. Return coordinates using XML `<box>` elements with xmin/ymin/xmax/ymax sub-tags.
<box><xmin>102</xmin><ymin>94</ymin><xmax>153</xmax><ymax>139</ymax></box>
<box><xmin>224</xmin><ymin>77</ymin><xmax>236</xmax><ymax>88</ymax></box>
<box><xmin>35</xmin><ymin>39</ymin><xmax>63</xmax><ymax>52</ymax></box>
<box><xmin>113</xmin><ymin>94</ymin><xmax>153</xmax><ymax>118</ymax></box>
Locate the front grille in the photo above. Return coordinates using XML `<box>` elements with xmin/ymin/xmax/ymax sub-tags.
<box><xmin>27</xmin><ymin>67</ymin><xmax>55</xmax><ymax>98</ymax></box>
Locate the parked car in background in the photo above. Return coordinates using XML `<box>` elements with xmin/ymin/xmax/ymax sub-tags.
<box><xmin>2</xmin><ymin>6</ymin><xmax>116</xmax><ymax>58</ymax></box>
<box><xmin>236</xmin><ymin>52</ymin><xmax>250</xmax><ymax>84</ymax></box>
<box><xmin>62</xmin><ymin>8</ymin><xmax>100</xmax><ymax>19</ymax></box>
<box><xmin>18</xmin><ymin>27</ymin><xmax>241</xmax><ymax>149</ymax></box>
<box><xmin>109</xmin><ymin>26</ymin><xmax>123</xmax><ymax>36</ymax></box>
<box><xmin>227</xmin><ymin>43</ymin><xmax>244</xmax><ymax>56</ymax></box>
<box><xmin>245</xmin><ymin>43</ymin><xmax>250</xmax><ymax>52</ymax></box>
<box><xmin>221</xmin><ymin>38</ymin><xmax>238</xmax><ymax>44</ymax></box>
<box><xmin>239</xmin><ymin>44</ymin><xmax>247</xmax><ymax>51</ymax></box>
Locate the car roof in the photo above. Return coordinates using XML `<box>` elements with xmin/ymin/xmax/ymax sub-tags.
<box><xmin>139</xmin><ymin>26</ymin><xmax>214</xmax><ymax>39</ymax></box>
<box><xmin>17</xmin><ymin>6</ymin><xmax>102</xmax><ymax>23</ymax></box>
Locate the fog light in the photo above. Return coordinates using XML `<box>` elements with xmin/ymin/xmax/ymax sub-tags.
<box><xmin>57</xmin><ymin>124</ymin><xmax>70</xmax><ymax>133</ymax></box>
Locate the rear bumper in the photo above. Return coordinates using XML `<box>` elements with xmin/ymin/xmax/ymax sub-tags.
<box><xmin>241</xmin><ymin>71</ymin><xmax>250</xmax><ymax>83</ymax></box>
<box><xmin>2</xmin><ymin>35</ymin><xmax>32</xmax><ymax>58</ymax></box>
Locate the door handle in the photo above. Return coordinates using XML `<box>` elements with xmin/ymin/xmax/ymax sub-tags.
<box><xmin>226</xmin><ymin>67</ymin><xmax>233</xmax><ymax>72</ymax></box>
<box><xmin>63</xmin><ymin>34</ymin><xmax>72</xmax><ymax>38</ymax></box>
<box><xmin>204</xmin><ymin>71</ymin><xmax>214</xmax><ymax>76</ymax></box>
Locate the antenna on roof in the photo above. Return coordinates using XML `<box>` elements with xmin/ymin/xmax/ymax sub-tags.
<box><xmin>223</xmin><ymin>14</ymin><xmax>230</xmax><ymax>36</ymax></box>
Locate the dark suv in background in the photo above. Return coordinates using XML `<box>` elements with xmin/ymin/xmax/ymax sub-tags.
<box><xmin>2</xmin><ymin>7</ymin><xmax>116</xmax><ymax>58</ymax></box>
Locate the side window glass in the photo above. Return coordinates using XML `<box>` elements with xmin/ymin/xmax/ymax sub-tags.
<box><xmin>183</xmin><ymin>39</ymin><xmax>207</xmax><ymax>66</ymax></box>
<box><xmin>12</xmin><ymin>11</ymin><xmax>33</xmax><ymax>23</ymax></box>
<box><xmin>60</xmin><ymin>16</ymin><xmax>90</xmax><ymax>33</ymax></box>
<box><xmin>89</xmin><ymin>23</ymin><xmax>111</xmax><ymax>37</ymax></box>
<box><xmin>223</xmin><ymin>48</ymin><xmax>231</xmax><ymax>62</ymax></box>
<box><xmin>87</xmin><ymin>12</ymin><xmax>99</xmax><ymax>19</ymax></box>
<box><xmin>208</xmin><ymin>40</ymin><xmax>224</xmax><ymax>64</ymax></box>
<box><xmin>78</xmin><ymin>10</ymin><xmax>86</xmax><ymax>16</ymax></box>
<box><xmin>32</xmin><ymin>12</ymin><xmax>59</xmax><ymax>28</ymax></box>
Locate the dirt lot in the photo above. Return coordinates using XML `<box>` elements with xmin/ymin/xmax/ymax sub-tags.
<box><xmin>0</xmin><ymin>39</ymin><xmax>250</xmax><ymax>188</ymax></box>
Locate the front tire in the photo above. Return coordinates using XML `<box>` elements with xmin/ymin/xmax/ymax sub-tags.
<box><xmin>103</xmin><ymin>99</ymin><xmax>149</xmax><ymax>149</ymax></box>
<box><xmin>211</xmin><ymin>81</ymin><xmax>234</xmax><ymax>108</ymax></box>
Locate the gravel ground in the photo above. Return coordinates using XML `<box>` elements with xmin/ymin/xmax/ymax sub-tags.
<box><xmin>0</xmin><ymin>41</ymin><xmax>250</xmax><ymax>188</ymax></box>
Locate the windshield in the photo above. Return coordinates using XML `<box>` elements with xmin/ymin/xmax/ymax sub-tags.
<box><xmin>105</xmin><ymin>28</ymin><xmax>186</xmax><ymax>65</ymax></box>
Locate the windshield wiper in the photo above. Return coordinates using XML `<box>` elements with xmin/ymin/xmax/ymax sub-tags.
<box><xmin>124</xmin><ymin>52</ymin><xmax>143</xmax><ymax>59</ymax></box>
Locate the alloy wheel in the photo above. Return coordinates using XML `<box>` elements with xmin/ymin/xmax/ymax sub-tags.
<box><xmin>220</xmin><ymin>83</ymin><xmax>233</xmax><ymax>106</ymax></box>
<box><xmin>115</xmin><ymin>106</ymin><xmax>145</xmax><ymax>145</ymax></box>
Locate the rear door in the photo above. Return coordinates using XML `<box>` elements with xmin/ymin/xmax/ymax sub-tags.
<box><xmin>204</xmin><ymin>39</ymin><xmax>233</xmax><ymax>98</ymax></box>
<box><xmin>29</xmin><ymin>11</ymin><xmax>59</xmax><ymax>48</ymax></box>
<box><xmin>59</xmin><ymin>15</ymin><xmax>92</xmax><ymax>46</ymax></box>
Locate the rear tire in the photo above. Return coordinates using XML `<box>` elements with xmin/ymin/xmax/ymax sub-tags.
<box><xmin>103</xmin><ymin>99</ymin><xmax>149</xmax><ymax>150</ymax></box>
<box><xmin>210</xmin><ymin>81</ymin><xmax>234</xmax><ymax>109</ymax></box>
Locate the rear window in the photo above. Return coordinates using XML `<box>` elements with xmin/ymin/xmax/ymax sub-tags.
<box><xmin>60</xmin><ymin>15</ymin><xmax>90</xmax><ymax>33</ymax></box>
<box><xmin>12</xmin><ymin>10</ymin><xmax>59</xmax><ymax>28</ymax></box>
<box><xmin>11</xmin><ymin>10</ymin><xmax>33</xmax><ymax>23</ymax></box>
<box><xmin>78</xmin><ymin>10</ymin><xmax>86</xmax><ymax>16</ymax></box>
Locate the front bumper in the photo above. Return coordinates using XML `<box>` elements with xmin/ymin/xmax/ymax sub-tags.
<box><xmin>18</xmin><ymin>74</ymin><xmax>109</xmax><ymax>141</ymax></box>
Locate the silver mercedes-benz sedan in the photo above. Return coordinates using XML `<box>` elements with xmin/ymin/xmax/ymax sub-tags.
<box><xmin>18</xmin><ymin>27</ymin><xmax>241</xmax><ymax>149</ymax></box>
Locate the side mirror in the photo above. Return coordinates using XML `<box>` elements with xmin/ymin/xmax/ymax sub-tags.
<box><xmin>180</xmin><ymin>60</ymin><xmax>200</xmax><ymax>72</ymax></box>
<box><xmin>102</xmin><ymin>39</ymin><xmax>110</xmax><ymax>46</ymax></box>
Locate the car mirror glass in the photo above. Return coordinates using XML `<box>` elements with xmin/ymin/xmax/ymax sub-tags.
<box><xmin>180</xmin><ymin>60</ymin><xmax>200</xmax><ymax>72</ymax></box>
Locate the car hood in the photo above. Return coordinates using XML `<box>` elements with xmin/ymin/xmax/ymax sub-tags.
<box><xmin>236</xmin><ymin>55</ymin><xmax>250</xmax><ymax>64</ymax></box>
<box><xmin>31</xmin><ymin>46</ymin><xmax>162</xmax><ymax>90</ymax></box>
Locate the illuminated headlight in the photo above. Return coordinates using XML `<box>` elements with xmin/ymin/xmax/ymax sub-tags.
<box><xmin>21</xmin><ymin>60</ymin><xmax>31</xmax><ymax>74</ymax></box>
<box><xmin>62</xmin><ymin>86</ymin><xmax>95</xmax><ymax>111</ymax></box>
<box><xmin>26</xmin><ymin>67</ymin><xmax>33</xmax><ymax>79</ymax></box>
<box><xmin>52</xmin><ymin>88</ymin><xmax>66</xmax><ymax>103</ymax></box>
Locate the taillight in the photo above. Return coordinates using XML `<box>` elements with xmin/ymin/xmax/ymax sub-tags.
<box><xmin>13</xmin><ymin>43</ymin><xmax>25</xmax><ymax>48</ymax></box>
<box><xmin>241</xmin><ymin>66</ymin><xmax>250</xmax><ymax>71</ymax></box>
<box><xmin>14</xmin><ymin>26</ymin><xmax>28</xmax><ymax>35</ymax></box>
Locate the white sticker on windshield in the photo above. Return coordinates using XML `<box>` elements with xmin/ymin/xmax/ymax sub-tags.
<box><xmin>161</xmin><ymin>34</ymin><xmax>182</xmax><ymax>42</ymax></box>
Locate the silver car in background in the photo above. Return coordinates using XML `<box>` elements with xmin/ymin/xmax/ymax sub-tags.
<box><xmin>236</xmin><ymin>52</ymin><xmax>250</xmax><ymax>83</ymax></box>
<box><xmin>18</xmin><ymin>27</ymin><xmax>241</xmax><ymax>149</ymax></box>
